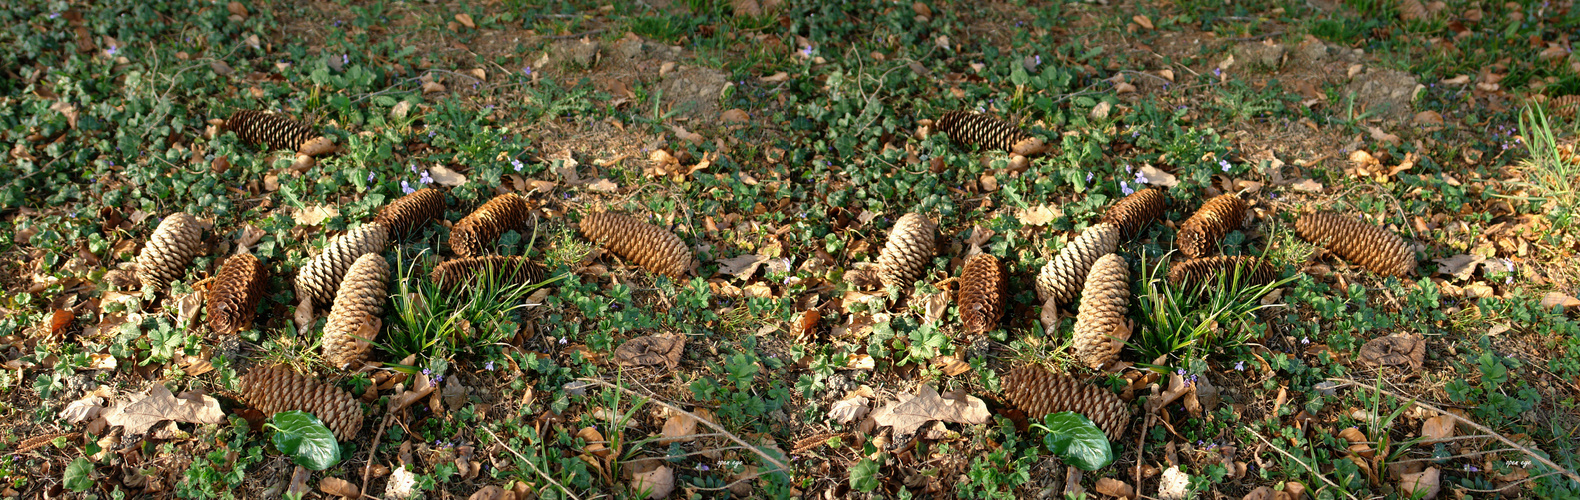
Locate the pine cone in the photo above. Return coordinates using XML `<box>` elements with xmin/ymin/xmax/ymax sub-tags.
<box><xmin>432</xmin><ymin>256</ymin><xmax>548</xmax><ymax>291</ymax></box>
<box><xmin>1168</xmin><ymin>256</ymin><xmax>1277</xmax><ymax>291</ymax></box>
<box><xmin>1072</xmin><ymin>254</ymin><xmax>1130</xmax><ymax>370</ymax></box>
<box><xmin>322</xmin><ymin>254</ymin><xmax>389</xmax><ymax>370</ymax></box>
<box><xmin>374</xmin><ymin>187</ymin><xmax>444</xmax><ymax>238</ymax></box>
<box><xmin>1177</xmin><ymin>194</ymin><xmax>1247</xmax><ymax>258</ymax></box>
<box><xmin>208</xmin><ymin>253</ymin><xmax>268</xmax><ymax>335</ymax></box>
<box><xmin>936</xmin><ymin>111</ymin><xmax>1048</xmax><ymax>156</ymax></box>
<box><xmin>295</xmin><ymin>224</ymin><xmax>389</xmax><ymax>306</ymax></box>
<box><xmin>224</xmin><ymin>110</ymin><xmax>333</xmax><ymax>155</ymax></box>
<box><xmin>449</xmin><ymin>194</ymin><xmax>531</xmax><ymax>257</ymax></box>
<box><xmin>578</xmin><ymin>212</ymin><xmax>693</xmax><ymax>278</ymax></box>
<box><xmin>238</xmin><ymin>365</ymin><xmax>363</xmax><ymax>441</ymax></box>
<box><xmin>875</xmin><ymin>213</ymin><xmax>937</xmax><ymax>288</ymax></box>
<box><xmin>1035</xmin><ymin>223</ymin><xmax>1121</xmax><ymax>306</ymax></box>
<box><xmin>135</xmin><ymin>212</ymin><xmax>204</xmax><ymax>290</ymax></box>
<box><xmin>1002</xmin><ymin>365</ymin><xmax>1130</xmax><ymax>440</ymax></box>
<box><xmin>1294</xmin><ymin>212</ymin><xmax>1416</xmax><ymax>277</ymax></box>
<box><xmin>1549</xmin><ymin>95</ymin><xmax>1580</xmax><ymax>118</ymax></box>
<box><xmin>958</xmin><ymin>253</ymin><xmax>1007</xmax><ymax>335</ymax></box>
<box><xmin>1100</xmin><ymin>187</ymin><xmax>1167</xmax><ymax>239</ymax></box>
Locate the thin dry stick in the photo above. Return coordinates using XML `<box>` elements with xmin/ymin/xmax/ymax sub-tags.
<box><xmin>481</xmin><ymin>426</ymin><xmax>582</xmax><ymax>500</ymax></box>
<box><xmin>1330</xmin><ymin>377</ymin><xmax>1580</xmax><ymax>485</ymax></box>
<box><xmin>1250</xmin><ymin>430</ymin><xmax>1362</xmax><ymax>500</ymax></box>
<box><xmin>578</xmin><ymin>377</ymin><xmax>791</xmax><ymax>474</ymax></box>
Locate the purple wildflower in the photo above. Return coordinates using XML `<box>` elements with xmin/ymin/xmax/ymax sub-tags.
<box><xmin>367</xmin><ymin>171</ymin><xmax>376</xmax><ymax>182</ymax></box>
<box><xmin>1235</xmin><ymin>361</ymin><xmax>1245</xmax><ymax>371</ymax></box>
<box><xmin>401</xmin><ymin>180</ymin><xmax>415</xmax><ymax>194</ymax></box>
<box><xmin>1120</xmin><ymin>181</ymin><xmax>1134</xmax><ymax>196</ymax></box>
<box><xmin>511</xmin><ymin>158</ymin><xmax>524</xmax><ymax>172</ymax></box>
<box><xmin>1219</xmin><ymin>159</ymin><xmax>1232</xmax><ymax>172</ymax></box>
<box><xmin>419</xmin><ymin>170</ymin><xmax>433</xmax><ymax>184</ymax></box>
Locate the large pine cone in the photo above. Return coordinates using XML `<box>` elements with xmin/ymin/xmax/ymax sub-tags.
<box><xmin>1035</xmin><ymin>223</ymin><xmax>1121</xmax><ymax>306</ymax></box>
<box><xmin>1072</xmin><ymin>254</ymin><xmax>1130</xmax><ymax>370</ymax></box>
<box><xmin>875</xmin><ymin>213</ymin><xmax>937</xmax><ymax>288</ymax></box>
<box><xmin>374</xmin><ymin>187</ymin><xmax>444</xmax><ymax>238</ymax></box>
<box><xmin>1100</xmin><ymin>187</ymin><xmax>1167</xmax><ymax>239</ymax></box>
<box><xmin>224</xmin><ymin>110</ymin><xmax>333</xmax><ymax>155</ymax></box>
<box><xmin>1294</xmin><ymin>212</ymin><xmax>1416</xmax><ymax>277</ymax></box>
<box><xmin>295</xmin><ymin>224</ymin><xmax>389</xmax><ymax>306</ymax></box>
<box><xmin>1549</xmin><ymin>95</ymin><xmax>1580</xmax><ymax>118</ymax></box>
<box><xmin>449</xmin><ymin>194</ymin><xmax>531</xmax><ymax>257</ymax></box>
<box><xmin>1177</xmin><ymin>194</ymin><xmax>1247</xmax><ymax>258</ymax></box>
<box><xmin>208</xmin><ymin>253</ymin><xmax>267</xmax><ymax>335</ymax></box>
<box><xmin>958</xmin><ymin>253</ymin><xmax>1008</xmax><ymax>335</ymax></box>
<box><xmin>1002</xmin><ymin>365</ymin><xmax>1130</xmax><ymax>440</ymax></box>
<box><xmin>432</xmin><ymin>256</ymin><xmax>548</xmax><ymax>291</ymax></box>
<box><xmin>936</xmin><ymin>111</ymin><xmax>1047</xmax><ymax>156</ymax></box>
<box><xmin>1168</xmin><ymin>255</ymin><xmax>1277</xmax><ymax>291</ymax></box>
<box><xmin>239</xmin><ymin>365</ymin><xmax>363</xmax><ymax>441</ymax></box>
<box><xmin>321</xmin><ymin>254</ymin><xmax>389</xmax><ymax>370</ymax></box>
<box><xmin>578</xmin><ymin>212</ymin><xmax>693</xmax><ymax>278</ymax></box>
<box><xmin>135</xmin><ymin>212</ymin><xmax>204</xmax><ymax>290</ymax></box>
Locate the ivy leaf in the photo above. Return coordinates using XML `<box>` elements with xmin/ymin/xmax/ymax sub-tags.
<box><xmin>849</xmin><ymin>457</ymin><xmax>880</xmax><ymax>492</ymax></box>
<box><xmin>1039</xmin><ymin>412</ymin><xmax>1115</xmax><ymax>471</ymax></box>
<box><xmin>269</xmin><ymin>410</ymin><xmax>342</xmax><ymax>470</ymax></box>
<box><xmin>64</xmin><ymin>457</ymin><xmax>93</xmax><ymax>491</ymax></box>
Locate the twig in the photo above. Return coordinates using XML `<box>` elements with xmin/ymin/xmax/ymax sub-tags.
<box><xmin>1330</xmin><ymin>378</ymin><xmax>1580</xmax><ymax>485</ymax></box>
<box><xmin>358</xmin><ymin>412</ymin><xmax>396</xmax><ymax>500</ymax></box>
<box><xmin>577</xmin><ymin>377</ymin><xmax>791</xmax><ymax>473</ymax></box>
<box><xmin>481</xmin><ymin>426</ymin><xmax>582</xmax><ymax>500</ymax></box>
<box><xmin>1249</xmin><ymin>429</ymin><xmax>1362</xmax><ymax>500</ymax></box>
<box><xmin>1389</xmin><ymin>447</ymin><xmax>1522</xmax><ymax>464</ymax></box>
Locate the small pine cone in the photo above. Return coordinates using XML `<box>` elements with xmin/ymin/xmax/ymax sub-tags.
<box><xmin>1177</xmin><ymin>194</ymin><xmax>1247</xmax><ymax>258</ymax></box>
<box><xmin>1547</xmin><ymin>95</ymin><xmax>1580</xmax><ymax>117</ymax></box>
<box><xmin>295</xmin><ymin>224</ymin><xmax>390</xmax><ymax>306</ymax></box>
<box><xmin>1294</xmin><ymin>212</ymin><xmax>1416</xmax><ymax>277</ymax></box>
<box><xmin>1100</xmin><ymin>187</ymin><xmax>1167</xmax><ymax>239</ymax></box>
<box><xmin>578</xmin><ymin>212</ymin><xmax>693</xmax><ymax>278</ymax></box>
<box><xmin>321</xmin><ymin>254</ymin><xmax>389</xmax><ymax>370</ymax></box>
<box><xmin>374</xmin><ymin>187</ymin><xmax>444</xmax><ymax>238</ymax></box>
<box><xmin>432</xmin><ymin>256</ymin><xmax>548</xmax><ymax>291</ymax></box>
<box><xmin>207</xmin><ymin>253</ymin><xmax>268</xmax><ymax>335</ymax></box>
<box><xmin>1002</xmin><ymin>365</ymin><xmax>1130</xmax><ymax>440</ymax></box>
<box><xmin>936</xmin><ymin>111</ymin><xmax>1048</xmax><ymax>156</ymax></box>
<box><xmin>1035</xmin><ymin>223</ymin><xmax>1121</xmax><ymax>306</ymax></box>
<box><xmin>1072</xmin><ymin>254</ymin><xmax>1130</xmax><ymax>370</ymax></box>
<box><xmin>135</xmin><ymin>212</ymin><xmax>204</xmax><ymax>289</ymax></box>
<box><xmin>238</xmin><ymin>365</ymin><xmax>363</xmax><ymax>441</ymax></box>
<box><xmin>875</xmin><ymin>213</ymin><xmax>937</xmax><ymax>288</ymax></box>
<box><xmin>1168</xmin><ymin>256</ymin><xmax>1277</xmax><ymax>291</ymax></box>
<box><xmin>224</xmin><ymin>110</ymin><xmax>332</xmax><ymax>155</ymax></box>
<box><xmin>958</xmin><ymin>253</ymin><xmax>1008</xmax><ymax>335</ymax></box>
<box><xmin>449</xmin><ymin>194</ymin><xmax>531</xmax><ymax>257</ymax></box>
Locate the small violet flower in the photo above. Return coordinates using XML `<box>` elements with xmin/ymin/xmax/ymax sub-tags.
<box><xmin>1219</xmin><ymin>159</ymin><xmax>1232</xmax><ymax>172</ymax></box>
<box><xmin>800</xmin><ymin>46</ymin><xmax>813</xmax><ymax>57</ymax></box>
<box><xmin>401</xmin><ymin>180</ymin><xmax>415</xmax><ymax>194</ymax></box>
<box><xmin>559</xmin><ymin>337</ymin><xmax>568</xmax><ymax>345</ymax></box>
<box><xmin>367</xmin><ymin>171</ymin><xmax>376</xmax><ymax>182</ymax></box>
<box><xmin>1120</xmin><ymin>181</ymin><xmax>1134</xmax><ymax>196</ymax></box>
<box><xmin>342</xmin><ymin>54</ymin><xmax>348</xmax><ymax>66</ymax></box>
<box><xmin>105</xmin><ymin>44</ymin><xmax>119</xmax><ymax>57</ymax></box>
<box><xmin>1301</xmin><ymin>337</ymin><xmax>1311</xmax><ymax>345</ymax></box>
<box><xmin>1085</xmin><ymin>171</ymin><xmax>1094</xmax><ymax>183</ymax></box>
<box><xmin>419</xmin><ymin>170</ymin><xmax>433</xmax><ymax>185</ymax></box>
<box><xmin>698</xmin><ymin>464</ymin><xmax>711</xmax><ymax>472</ymax></box>
<box><xmin>523</xmin><ymin>66</ymin><xmax>533</xmax><ymax>76</ymax></box>
<box><xmin>511</xmin><ymin>158</ymin><xmax>524</xmax><ymax>172</ymax></box>
<box><xmin>409</xmin><ymin>163</ymin><xmax>420</xmax><ymax>173</ymax></box>
<box><xmin>1235</xmin><ymin>360</ymin><xmax>1245</xmax><ymax>371</ymax></box>
<box><xmin>49</xmin><ymin>12</ymin><xmax>60</xmax><ymax>19</ymax></box>
<box><xmin>485</xmin><ymin>360</ymin><xmax>495</xmax><ymax>371</ymax></box>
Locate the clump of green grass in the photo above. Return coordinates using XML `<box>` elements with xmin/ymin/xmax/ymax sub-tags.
<box><xmin>1514</xmin><ymin>103</ymin><xmax>1578</xmax><ymax>216</ymax></box>
<box><xmin>1132</xmin><ymin>252</ymin><xmax>1296</xmax><ymax>364</ymax></box>
<box><xmin>381</xmin><ymin>250</ymin><xmax>561</xmax><ymax>362</ymax></box>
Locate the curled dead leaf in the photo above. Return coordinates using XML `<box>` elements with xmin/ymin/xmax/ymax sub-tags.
<box><xmin>613</xmin><ymin>334</ymin><xmax>685</xmax><ymax>369</ymax></box>
<box><xmin>1358</xmin><ymin>332</ymin><xmax>1425</xmax><ymax>370</ymax></box>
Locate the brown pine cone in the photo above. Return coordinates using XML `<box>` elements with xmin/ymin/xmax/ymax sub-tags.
<box><xmin>238</xmin><ymin>365</ymin><xmax>363</xmax><ymax>441</ymax></box>
<box><xmin>1100</xmin><ymin>187</ymin><xmax>1167</xmax><ymax>239</ymax></box>
<box><xmin>875</xmin><ymin>213</ymin><xmax>937</xmax><ymax>288</ymax></box>
<box><xmin>449</xmin><ymin>194</ymin><xmax>531</xmax><ymax>258</ymax></box>
<box><xmin>224</xmin><ymin>110</ymin><xmax>334</xmax><ymax>156</ymax></box>
<box><xmin>1294</xmin><ymin>212</ymin><xmax>1416</xmax><ymax>277</ymax></box>
<box><xmin>1072</xmin><ymin>254</ymin><xmax>1130</xmax><ymax>370</ymax></box>
<box><xmin>373</xmin><ymin>187</ymin><xmax>444</xmax><ymax>238</ymax></box>
<box><xmin>432</xmin><ymin>256</ymin><xmax>548</xmax><ymax>291</ymax></box>
<box><xmin>958</xmin><ymin>253</ymin><xmax>1008</xmax><ymax>335</ymax></box>
<box><xmin>1177</xmin><ymin>194</ymin><xmax>1247</xmax><ymax>258</ymax></box>
<box><xmin>936</xmin><ymin>111</ymin><xmax>1048</xmax><ymax>156</ymax></box>
<box><xmin>208</xmin><ymin>253</ymin><xmax>268</xmax><ymax>335</ymax></box>
<box><xmin>295</xmin><ymin>224</ymin><xmax>389</xmax><ymax>306</ymax></box>
<box><xmin>321</xmin><ymin>254</ymin><xmax>389</xmax><ymax>370</ymax></box>
<box><xmin>1549</xmin><ymin>95</ymin><xmax>1580</xmax><ymax>118</ymax></box>
<box><xmin>578</xmin><ymin>211</ymin><xmax>693</xmax><ymax>278</ymax></box>
<box><xmin>1002</xmin><ymin>365</ymin><xmax>1130</xmax><ymax>440</ymax></box>
<box><xmin>1168</xmin><ymin>255</ymin><xmax>1278</xmax><ymax>291</ymax></box>
<box><xmin>1035</xmin><ymin>223</ymin><xmax>1121</xmax><ymax>306</ymax></box>
<box><xmin>135</xmin><ymin>212</ymin><xmax>204</xmax><ymax>290</ymax></box>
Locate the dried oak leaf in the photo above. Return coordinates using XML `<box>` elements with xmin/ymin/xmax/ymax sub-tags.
<box><xmin>1358</xmin><ymin>332</ymin><xmax>1425</xmax><ymax>370</ymax></box>
<box><xmin>103</xmin><ymin>382</ymin><xmax>225</xmax><ymax>435</ymax></box>
<box><xmin>613</xmin><ymin>334</ymin><xmax>685</xmax><ymax>369</ymax></box>
<box><xmin>871</xmin><ymin>385</ymin><xmax>990</xmax><ymax>437</ymax></box>
<box><xmin>631</xmin><ymin>465</ymin><xmax>675</xmax><ymax>499</ymax></box>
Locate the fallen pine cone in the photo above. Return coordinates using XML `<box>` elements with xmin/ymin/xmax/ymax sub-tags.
<box><xmin>1168</xmin><ymin>255</ymin><xmax>1278</xmax><ymax>291</ymax></box>
<box><xmin>449</xmin><ymin>194</ymin><xmax>531</xmax><ymax>258</ymax></box>
<box><xmin>239</xmin><ymin>365</ymin><xmax>362</xmax><ymax>441</ymax></box>
<box><xmin>935</xmin><ymin>110</ymin><xmax>1048</xmax><ymax>156</ymax></box>
<box><xmin>321</xmin><ymin>254</ymin><xmax>389</xmax><ymax>370</ymax></box>
<box><xmin>1002</xmin><ymin>365</ymin><xmax>1130</xmax><ymax>440</ymax></box>
<box><xmin>1295</xmin><ymin>212</ymin><xmax>1416</xmax><ymax>277</ymax></box>
<box><xmin>1177</xmin><ymin>194</ymin><xmax>1247</xmax><ymax>258</ymax></box>
<box><xmin>431</xmin><ymin>256</ymin><xmax>548</xmax><ymax>291</ymax></box>
<box><xmin>224</xmin><ymin>109</ymin><xmax>335</xmax><ymax>156</ymax></box>
<box><xmin>1100</xmin><ymin>187</ymin><xmax>1166</xmax><ymax>239</ymax></box>
<box><xmin>958</xmin><ymin>253</ymin><xmax>1007</xmax><ymax>335</ymax></box>
<box><xmin>1035</xmin><ymin>223</ymin><xmax>1121</xmax><ymax>306</ymax></box>
<box><xmin>578</xmin><ymin>211</ymin><xmax>693</xmax><ymax>278</ymax></box>
<box><xmin>295</xmin><ymin>224</ymin><xmax>390</xmax><ymax>306</ymax></box>
<box><xmin>208</xmin><ymin>253</ymin><xmax>268</xmax><ymax>335</ymax></box>
<box><xmin>135</xmin><ymin>212</ymin><xmax>204</xmax><ymax>290</ymax></box>
<box><xmin>373</xmin><ymin>187</ymin><xmax>445</xmax><ymax>238</ymax></box>
<box><xmin>1072</xmin><ymin>254</ymin><xmax>1130</xmax><ymax>370</ymax></box>
<box><xmin>875</xmin><ymin>213</ymin><xmax>937</xmax><ymax>289</ymax></box>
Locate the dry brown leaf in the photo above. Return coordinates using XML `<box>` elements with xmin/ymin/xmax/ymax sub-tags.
<box><xmin>103</xmin><ymin>383</ymin><xmax>225</xmax><ymax>435</ymax></box>
<box><xmin>1420</xmin><ymin>415</ymin><xmax>1455</xmax><ymax>442</ymax></box>
<box><xmin>578</xmin><ymin>426</ymin><xmax>612</xmax><ymax>458</ymax></box>
<box><xmin>922</xmin><ymin>289</ymin><xmax>952</xmax><ymax>325</ymax></box>
<box><xmin>1138</xmin><ymin>164</ymin><xmax>1178</xmax><ymax>187</ymax></box>
<box><xmin>630</xmin><ymin>465</ymin><xmax>674</xmax><ymax>499</ymax></box>
<box><xmin>716</xmin><ymin>254</ymin><xmax>769</xmax><ymax>280</ymax></box>
<box><xmin>389</xmin><ymin>372</ymin><xmax>434</xmax><ymax>413</ymax></box>
<box><xmin>1016</xmin><ymin>205</ymin><xmax>1060</xmax><ymax>226</ymax></box>
<box><xmin>454</xmin><ymin>13</ymin><xmax>475</xmax><ymax>28</ymax></box>
<box><xmin>1399</xmin><ymin>467</ymin><xmax>1440</xmax><ymax>499</ymax></box>
<box><xmin>613</xmin><ymin>334</ymin><xmax>685</xmax><ymax>369</ymax></box>
<box><xmin>1540</xmin><ymin>292</ymin><xmax>1580</xmax><ymax>310</ymax></box>
<box><xmin>175</xmin><ymin>289</ymin><xmax>205</xmax><ymax>330</ymax></box>
<box><xmin>587</xmin><ymin>178</ymin><xmax>619</xmax><ymax>192</ymax></box>
<box><xmin>294</xmin><ymin>204</ymin><xmax>339</xmax><ymax>226</ymax></box>
<box><xmin>60</xmin><ymin>394</ymin><xmax>104</xmax><ymax>424</ymax></box>
<box><xmin>1095</xmin><ymin>477</ymin><xmax>1135</xmax><ymax>499</ymax></box>
<box><xmin>827</xmin><ymin>396</ymin><xmax>869</xmax><ymax>424</ymax></box>
<box><xmin>721</xmin><ymin>109</ymin><xmax>750</xmax><ymax>124</ymax></box>
<box><xmin>1131</xmin><ymin>15</ymin><xmax>1154</xmax><ymax>30</ymax></box>
<box><xmin>760</xmin><ymin>71</ymin><xmax>789</xmax><ymax>83</ymax></box>
<box><xmin>319</xmin><ymin>477</ymin><xmax>360</xmax><ymax>498</ymax></box>
<box><xmin>1242</xmin><ymin>486</ymin><xmax>1275</xmax><ymax>500</ymax></box>
<box><xmin>428</xmin><ymin>165</ymin><xmax>468</xmax><ymax>187</ymax></box>
<box><xmin>932</xmin><ymin>355</ymin><xmax>971</xmax><ymax>376</ymax></box>
<box><xmin>870</xmin><ymin>385</ymin><xmax>990</xmax><ymax>436</ymax></box>
<box><xmin>1367</xmin><ymin>126</ymin><xmax>1402</xmax><ymax>145</ymax></box>
<box><xmin>1433</xmin><ymin>254</ymin><xmax>1483</xmax><ymax>281</ymax></box>
<box><xmin>50</xmin><ymin>102</ymin><xmax>79</xmax><ymax>129</ymax></box>
<box><xmin>670</xmin><ymin>125</ymin><xmax>705</xmax><ymax>146</ymax></box>
<box><xmin>1358</xmin><ymin>332</ymin><xmax>1425</xmax><ymax>370</ymax></box>
<box><xmin>658</xmin><ymin>411</ymin><xmax>698</xmax><ymax>445</ymax></box>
